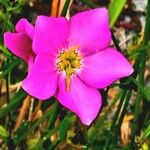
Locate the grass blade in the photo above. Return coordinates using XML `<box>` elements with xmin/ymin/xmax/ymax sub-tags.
<box><xmin>0</xmin><ymin>88</ymin><xmax>27</xmax><ymax>117</ymax></box>
<box><xmin>108</xmin><ymin>0</ymin><xmax>127</xmax><ymax>28</ymax></box>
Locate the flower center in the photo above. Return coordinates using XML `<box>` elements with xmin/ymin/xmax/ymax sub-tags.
<box><xmin>57</xmin><ymin>47</ymin><xmax>81</xmax><ymax>91</ymax></box>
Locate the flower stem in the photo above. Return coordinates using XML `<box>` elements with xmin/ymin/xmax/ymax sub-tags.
<box><xmin>111</xmin><ymin>30</ymin><xmax>121</xmax><ymax>52</ymax></box>
<box><xmin>103</xmin><ymin>90</ymin><xmax>127</xmax><ymax>150</ymax></box>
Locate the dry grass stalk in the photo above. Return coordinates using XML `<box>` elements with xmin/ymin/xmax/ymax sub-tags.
<box><xmin>50</xmin><ymin>0</ymin><xmax>72</xmax><ymax>18</ymax></box>
<box><xmin>13</xmin><ymin>95</ymin><xmax>31</xmax><ymax>132</ymax></box>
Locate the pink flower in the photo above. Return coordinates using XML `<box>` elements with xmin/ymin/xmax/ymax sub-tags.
<box><xmin>4</xmin><ymin>8</ymin><xmax>133</xmax><ymax>125</ymax></box>
<box><xmin>4</xmin><ymin>18</ymin><xmax>35</xmax><ymax>68</ymax></box>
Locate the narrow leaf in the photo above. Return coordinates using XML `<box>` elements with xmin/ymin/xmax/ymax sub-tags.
<box><xmin>59</xmin><ymin>117</ymin><xmax>69</xmax><ymax>141</ymax></box>
<box><xmin>131</xmin><ymin>77</ymin><xmax>150</xmax><ymax>101</ymax></box>
<box><xmin>144</xmin><ymin>124</ymin><xmax>150</xmax><ymax>138</ymax></box>
<box><xmin>0</xmin><ymin>88</ymin><xmax>27</xmax><ymax>117</ymax></box>
<box><xmin>108</xmin><ymin>0</ymin><xmax>127</xmax><ymax>28</ymax></box>
<box><xmin>0</xmin><ymin>0</ymin><xmax>9</xmax><ymax>8</ymax></box>
<box><xmin>0</xmin><ymin>125</ymin><xmax>9</xmax><ymax>138</ymax></box>
<box><xmin>0</xmin><ymin>59</ymin><xmax>21</xmax><ymax>79</ymax></box>
<box><xmin>15</xmin><ymin>102</ymin><xmax>58</xmax><ymax>144</ymax></box>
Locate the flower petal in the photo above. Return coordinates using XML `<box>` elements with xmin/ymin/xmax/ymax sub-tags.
<box><xmin>78</xmin><ymin>48</ymin><xmax>134</xmax><ymax>88</ymax></box>
<box><xmin>56</xmin><ymin>75</ymin><xmax>102</xmax><ymax>125</ymax></box>
<box><xmin>69</xmin><ymin>8</ymin><xmax>111</xmax><ymax>56</ymax></box>
<box><xmin>16</xmin><ymin>18</ymin><xmax>34</xmax><ymax>39</ymax></box>
<box><xmin>33</xmin><ymin>16</ymin><xmax>69</xmax><ymax>55</ymax></box>
<box><xmin>22</xmin><ymin>54</ymin><xmax>58</xmax><ymax>100</ymax></box>
<box><xmin>4</xmin><ymin>32</ymin><xmax>35</xmax><ymax>65</ymax></box>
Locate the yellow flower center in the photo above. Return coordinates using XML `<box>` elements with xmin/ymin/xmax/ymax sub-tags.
<box><xmin>57</xmin><ymin>47</ymin><xmax>81</xmax><ymax>91</ymax></box>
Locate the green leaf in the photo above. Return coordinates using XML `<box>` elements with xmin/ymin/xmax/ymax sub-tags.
<box><xmin>108</xmin><ymin>0</ymin><xmax>127</xmax><ymax>28</ymax></box>
<box><xmin>0</xmin><ymin>45</ymin><xmax>11</xmax><ymax>57</ymax></box>
<box><xmin>59</xmin><ymin>113</ymin><xmax>76</xmax><ymax>141</ymax></box>
<box><xmin>0</xmin><ymin>59</ymin><xmax>21</xmax><ymax>79</ymax></box>
<box><xmin>15</xmin><ymin>122</ymin><xmax>29</xmax><ymax>139</ymax></box>
<box><xmin>14</xmin><ymin>102</ymin><xmax>58</xmax><ymax>144</ymax></box>
<box><xmin>0</xmin><ymin>88</ymin><xmax>27</xmax><ymax>117</ymax></box>
<box><xmin>34</xmin><ymin>114</ymin><xmax>76</xmax><ymax>149</ymax></box>
<box><xmin>143</xmin><ymin>0</ymin><xmax>150</xmax><ymax>45</ymax></box>
<box><xmin>144</xmin><ymin>124</ymin><xmax>150</xmax><ymax>138</ymax></box>
<box><xmin>0</xmin><ymin>125</ymin><xmax>9</xmax><ymax>138</ymax></box>
<box><xmin>143</xmin><ymin>87</ymin><xmax>150</xmax><ymax>101</ymax></box>
<box><xmin>45</xmin><ymin>102</ymin><xmax>58</xmax><ymax>130</ymax></box>
<box><xmin>131</xmin><ymin>77</ymin><xmax>150</xmax><ymax>101</ymax></box>
<box><xmin>35</xmin><ymin>125</ymin><xmax>60</xmax><ymax>149</ymax></box>
<box><xmin>27</xmin><ymin>137</ymin><xmax>40</xmax><ymax>150</ymax></box>
<box><xmin>0</xmin><ymin>0</ymin><xmax>9</xmax><ymax>7</ymax></box>
<box><xmin>59</xmin><ymin>117</ymin><xmax>69</xmax><ymax>141</ymax></box>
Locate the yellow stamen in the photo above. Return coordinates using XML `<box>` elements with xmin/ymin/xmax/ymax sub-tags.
<box><xmin>57</xmin><ymin>46</ymin><xmax>81</xmax><ymax>91</ymax></box>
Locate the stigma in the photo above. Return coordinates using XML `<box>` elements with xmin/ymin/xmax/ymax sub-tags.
<box><xmin>57</xmin><ymin>46</ymin><xmax>81</xmax><ymax>91</ymax></box>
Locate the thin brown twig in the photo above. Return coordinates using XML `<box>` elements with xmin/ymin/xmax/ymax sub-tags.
<box><xmin>13</xmin><ymin>95</ymin><xmax>31</xmax><ymax>132</ymax></box>
<box><xmin>30</xmin><ymin>102</ymin><xmax>42</xmax><ymax>122</ymax></box>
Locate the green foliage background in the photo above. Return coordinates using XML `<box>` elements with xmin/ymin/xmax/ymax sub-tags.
<box><xmin>0</xmin><ymin>0</ymin><xmax>150</xmax><ymax>149</ymax></box>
